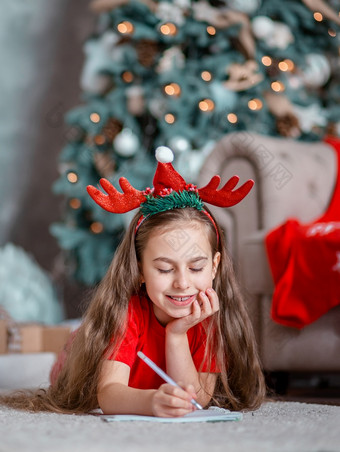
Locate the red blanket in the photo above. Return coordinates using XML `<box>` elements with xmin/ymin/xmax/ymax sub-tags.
<box><xmin>265</xmin><ymin>137</ymin><xmax>340</xmax><ymax>329</ymax></box>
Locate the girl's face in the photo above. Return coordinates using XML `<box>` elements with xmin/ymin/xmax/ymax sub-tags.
<box><xmin>140</xmin><ymin>222</ymin><xmax>220</xmax><ymax>325</ymax></box>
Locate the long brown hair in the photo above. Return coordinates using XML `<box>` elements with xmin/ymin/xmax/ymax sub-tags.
<box><xmin>0</xmin><ymin>207</ymin><xmax>266</xmax><ymax>412</ymax></box>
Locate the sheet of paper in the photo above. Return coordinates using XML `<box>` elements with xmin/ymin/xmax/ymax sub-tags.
<box><xmin>101</xmin><ymin>407</ymin><xmax>243</xmax><ymax>423</ymax></box>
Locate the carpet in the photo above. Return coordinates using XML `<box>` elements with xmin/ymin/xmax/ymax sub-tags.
<box><xmin>1</xmin><ymin>401</ymin><xmax>340</xmax><ymax>452</ymax></box>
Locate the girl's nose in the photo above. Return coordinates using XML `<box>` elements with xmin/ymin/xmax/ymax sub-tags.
<box><xmin>173</xmin><ymin>271</ymin><xmax>190</xmax><ymax>289</ymax></box>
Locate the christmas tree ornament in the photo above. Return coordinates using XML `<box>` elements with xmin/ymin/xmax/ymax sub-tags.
<box><xmin>301</xmin><ymin>53</ymin><xmax>331</xmax><ymax>88</ymax></box>
<box><xmin>93</xmin><ymin>151</ymin><xmax>116</xmax><ymax>177</ymax></box>
<box><xmin>224</xmin><ymin>60</ymin><xmax>263</xmax><ymax>91</ymax></box>
<box><xmin>156</xmin><ymin>46</ymin><xmax>185</xmax><ymax>73</ymax></box>
<box><xmin>80</xmin><ymin>31</ymin><xmax>119</xmax><ymax>94</ymax></box>
<box><xmin>136</xmin><ymin>39</ymin><xmax>159</xmax><ymax>67</ymax></box>
<box><xmin>252</xmin><ymin>16</ymin><xmax>294</xmax><ymax>49</ymax></box>
<box><xmin>226</xmin><ymin>0</ymin><xmax>262</xmax><ymax>15</ymax></box>
<box><xmin>251</xmin><ymin>16</ymin><xmax>274</xmax><ymax>39</ymax></box>
<box><xmin>276</xmin><ymin>113</ymin><xmax>301</xmax><ymax>138</ymax></box>
<box><xmin>193</xmin><ymin>6</ymin><xmax>255</xmax><ymax>58</ymax></box>
<box><xmin>168</xmin><ymin>136</ymin><xmax>191</xmax><ymax>154</ymax></box>
<box><xmin>292</xmin><ymin>103</ymin><xmax>327</xmax><ymax>133</ymax></box>
<box><xmin>102</xmin><ymin>117</ymin><xmax>123</xmax><ymax>142</ymax></box>
<box><xmin>126</xmin><ymin>86</ymin><xmax>145</xmax><ymax>116</ymax></box>
<box><xmin>113</xmin><ymin>128</ymin><xmax>140</xmax><ymax>157</ymax></box>
<box><xmin>156</xmin><ymin>1</ymin><xmax>186</xmax><ymax>25</ymax></box>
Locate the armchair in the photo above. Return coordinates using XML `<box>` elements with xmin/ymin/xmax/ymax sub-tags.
<box><xmin>199</xmin><ymin>132</ymin><xmax>340</xmax><ymax>373</ymax></box>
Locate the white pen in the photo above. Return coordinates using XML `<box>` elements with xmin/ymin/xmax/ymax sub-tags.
<box><xmin>137</xmin><ymin>351</ymin><xmax>203</xmax><ymax>410</ymax></box>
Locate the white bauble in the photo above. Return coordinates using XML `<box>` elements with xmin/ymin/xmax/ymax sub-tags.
<box><xmin>227</xmin><ymin>0</ymin><xmax>262</xmax><ymax>15</ymax></box>
<box><xmin>155</xmin><ymin>146</ymin><xmax>174</xmax><ymax>163</ymax></box>
<box><xmin>251</xmin><ymin>16</ymin><xmax>274</xmax><ymax>39</ymax></box>
<box><xmin>168</xmin><ymin>136</ymin><xmax>191</xmax><ymax>154</ymax></box>
<box><xmin>113</xmin><ymin>129</ymin><xmax>139</xmax><ymax>157</ymax></box>
<box><xmin>267</xmin><ymin>23</ymin><xmax>294</xmax><ymax>49</ymax></box>
<box><xmin>301</xmin><ymin>54</ymin><xmax>331</xmax><ymax>88</ymax></box>
<box><xmin>80</xmin><ymin>31</ymin><xmax>118</xmax><ymax>94</ymax></box>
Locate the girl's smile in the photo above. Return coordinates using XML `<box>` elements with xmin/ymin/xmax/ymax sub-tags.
<box><xmin>140</xmin><ymin>222</ymin><xmax>220</xmax><ymax>325</ymax></box>
<box><xmin>166</xmin><ymin>293</ymin><xmax>197</xmax><ymax>306</ymax></box>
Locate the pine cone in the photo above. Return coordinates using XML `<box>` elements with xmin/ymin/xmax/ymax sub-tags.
<box><xmin>276</xmin><ymin>113</ymin><xmax>301</xmax><ymax>138</ymax></box>
<box><xmin>102</xmin><ymin>118</ymin><xmax>123</xmax><ymax>142</ymax></box>
<box><xmin>326</xmin><ymin>122</ymin><xmax>338</xmax><ymax>137</ymax></box>
<box><xmin>93</xmin><ymin>151</ymin><xmax>116</xmax><ymax>178</ymax></box>
<box><xmin>136</xmin><ymin>40</ymin><xmax>159</xmax><ymax>67</ymax></box>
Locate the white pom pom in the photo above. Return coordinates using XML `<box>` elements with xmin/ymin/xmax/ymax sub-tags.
<box><xmin>155</xmin><ymin>146</ymin><xmax>174</xmax><ymax>163</ymax></box>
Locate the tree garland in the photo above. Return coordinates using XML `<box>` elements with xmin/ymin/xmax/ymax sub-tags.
<box><xmin>140</xmin><ymin>190</ymin><xmax>204</xmax><ymax>217</ymax></box>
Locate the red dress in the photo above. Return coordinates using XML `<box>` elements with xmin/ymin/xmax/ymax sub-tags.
<box><xmin>50</xmin><ymin>294</ymin><xmax>218</xmax><ymax>387</ymax></box>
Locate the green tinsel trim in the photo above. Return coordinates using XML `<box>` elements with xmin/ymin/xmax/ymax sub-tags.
<box><xmin>140</xmin><ymin>191</ymin><xmax>204</xmax><ymax>217</ymax></box>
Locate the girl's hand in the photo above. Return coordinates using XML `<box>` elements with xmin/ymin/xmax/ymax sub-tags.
<box><xmin>151</xmin><ymin>383</ymin><xmax>197</xmax><ymax>417</ymax></box>
<box><xmin>166</xmin><ymin>288</ymin><xmax>219</xmax><ymax>336</ymax></box>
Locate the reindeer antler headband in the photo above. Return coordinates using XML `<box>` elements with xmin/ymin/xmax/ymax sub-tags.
<box><xmin>87</xmin><ymin>147</ymin><xmax>254</xmax><ymax>241</ymax></box>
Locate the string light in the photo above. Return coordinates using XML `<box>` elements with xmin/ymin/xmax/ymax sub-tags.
<box><xmin>201</xmin><ymin>71</ymin><xmax>212</xmax><ymax>82</ymax></box>
<box><xmin>90</xmin><ymin>113</ymin><xmax>101</xmax><ymax>123</ymax></box>
<box><xmin>160</xmin><ymin>23</ymin><xmax>177</xmax><ymax>36</ymax></box>
<box><xmin>121</xmin><ymin>71</ymin><xmax>134</xmax><ymax>83</ymax></box>
<box><xmin>164</xmin><ymin>113</ymin><xmax>176</xmax><ymax>124</ymax></box>
<box><xmin>262</xmin><ymin>56</ymin><xmax>272</xmax><ymax>66</ymax></box>
<box><xmin>271</xmin><ymin>81</ymin><xmax>285</xmax><ymax>92</ymax></box>
<box><xmin>199</xmin><ymin>99</ymin><xmax>215</xmax><ymax>112</ymax></box>
<box><xmin>313</xmin><ymin>12</ymin><xmax>323</xmax><ymax>22</ymax></box>
<box><xmin>164</xmin><ymin>83</ymin><xmax>181</xmax><ymax>96</ymax></box>
<box><xmin>90</xmin><ymin>222</ymin><xmax>104</xmax><ymax>234</ymax></box>
<box><xmin>117</xmin><ymin>21</ymin><xmax>134</xmax><ymax>34</ymax></box>
<box><xmin>278</xmin><ymin>61</ymin><xmax>289</xmax><ymax>72</ymax></box>
<box><xmin>69</xmin><ymin>198</ymin><xmax>81</xmax><ymax>209</ymax></box>
<box><xmin>67</xmin><ymin>172</ymin><xmax>78</xmax><ymax>183</ymax></box>
<box><xmin>283</xmin><ymin>59</ymin><xmax>295</xmax><ymax>71</ymax></box>
<box><xmin>227</xmin><ymin>113</ymin><xmax>238</xmax><ymax>124</ymax></box>
<box><xmin>328</xmin><ymin>29</ymin><xmax>337</xmax><ymax>37</ymax></box>
<box><xmin>248</xmin><ymin>99</ymin><xmax>263</xmax><ymax>110</ymax></box>
<box><xmin>94</xmin><ymin>135</ymin><xmax>106</xmax><ymax>145</ymax></box>
<box><xmin>207</xmin><ymin>26</ymin><xmax>216</xmax><ymax>36</ymax></box>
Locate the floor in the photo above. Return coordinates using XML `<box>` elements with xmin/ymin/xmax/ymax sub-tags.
<box><xmin>267</xmin><ymin>372</ymin><xmax>340</xmax><ymax>406</ymax></box>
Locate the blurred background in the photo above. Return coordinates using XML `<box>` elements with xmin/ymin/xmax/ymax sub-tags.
<box><xmin>0</xmin><ymin>1</ymin><xmax>94</xmax><ymax>319</ymax></box>
<box><xmin>0</xmin><ymin>0</ymin><xmax>340</xmax><ymax>401</ymax></box>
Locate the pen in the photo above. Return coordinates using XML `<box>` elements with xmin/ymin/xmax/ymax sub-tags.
<box><xmin>137</xmin><ymin>351</ymin><xmax>203</xmax><ymax>410</ymax></box>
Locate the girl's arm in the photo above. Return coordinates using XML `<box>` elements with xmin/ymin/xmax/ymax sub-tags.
<box><xmin>165</xmin><ymin>289</ymin><xmax>219</xmax><ymax>407</ymax></box>
<box><xmin>97</xmin><ymin>360</ymin><xmax>196</xmax><ymax>417</ymax></box>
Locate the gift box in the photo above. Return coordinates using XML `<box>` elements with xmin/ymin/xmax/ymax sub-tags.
<box><xmin>8</xmin><ymin>324</ymin><xmax>71</xmax><ymax>354</ymax></box>
<box><xmin>0</xmin><ymin>319</ymin><xmax>7</xmax><ymax>354</ymax></box>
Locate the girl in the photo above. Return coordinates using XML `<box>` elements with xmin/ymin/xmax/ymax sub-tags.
<box><xmin>0</xmin><ymin>150</ymin><xmax>266</xmax><ymax>416</ymax></box>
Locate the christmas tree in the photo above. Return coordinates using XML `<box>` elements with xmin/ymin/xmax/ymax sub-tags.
<box><xmin>51</xmin><ymin>0</ymin><xmax>340</xmax><ymax>285</ymax></box>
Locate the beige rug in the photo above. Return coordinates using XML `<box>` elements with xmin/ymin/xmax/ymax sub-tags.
<box><xmin>1</xmin><ymin>401</ymin><xmax>340</xmax><ymax>452</ymax></box>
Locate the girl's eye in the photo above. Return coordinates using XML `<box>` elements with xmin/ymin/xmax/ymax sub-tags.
<box><xmin>190</xmin><ymin>268</ymin><xmax>203</xmax><ymax>272</ymax></box>
<box><xmin>158</xmin><ymin>268</ymin><xmax>173</xmax><ymax>274</ymax></box>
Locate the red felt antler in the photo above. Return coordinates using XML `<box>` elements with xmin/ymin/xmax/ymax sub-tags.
<box><xmin>87</xmin><ymin>177</ymin><xmax>145</xmax><ymax>213</ymax></box>
<box><xmin>87</xmin><ymin>158</ymin><xmax>254</xmax><ymax>214</ymax></box>
<box><xmin>198</xmin><ymin>175</ymin><xmax>254</xmax><ymax>207</ymax></box>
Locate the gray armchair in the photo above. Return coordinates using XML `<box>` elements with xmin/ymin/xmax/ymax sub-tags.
<box><xmin>199</xmin><ymin>132</ymin><xmax>340</xmax><ymax>373</ymax></box>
